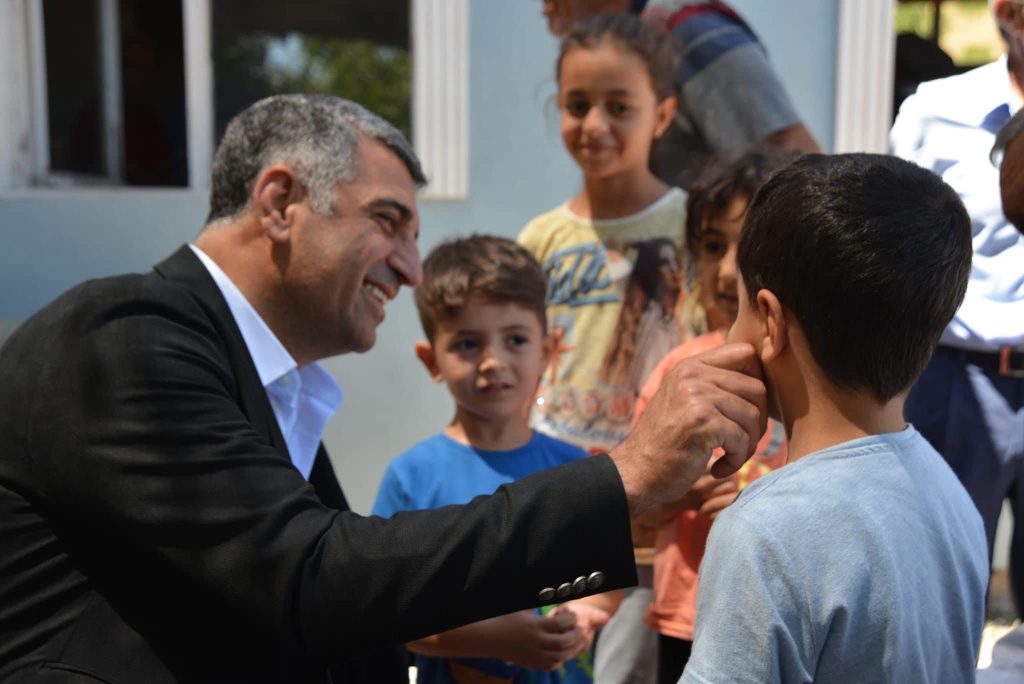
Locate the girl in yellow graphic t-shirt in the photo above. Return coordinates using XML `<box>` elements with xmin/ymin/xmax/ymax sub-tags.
<box><xmin>518</xmin><ymin>12</ymin><xmax>691</xmax><ymax>455</ymax></box>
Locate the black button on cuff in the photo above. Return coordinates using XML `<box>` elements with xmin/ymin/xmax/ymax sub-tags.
<box><xmin>538</xmin><ymin>587</ymin><xmax>556</xmax><ymax>602</ymax></box>
<box><xmin>555</xmin><ymin>582</ymin><xmax>572</xmax><ymax>600</ymax></box>
<box><xmin>586</xmin><ymin>571</ymin><xmax>605</xmax><ymax>591</ymax></box>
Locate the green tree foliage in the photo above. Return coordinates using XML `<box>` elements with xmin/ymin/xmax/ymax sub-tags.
<box><xmin>270</xmin><ymin>37</ymin><xmax>412</xmax><ymax>140</ymax></box>
<box><xmin>214</xmin><ymin>32</ymin><xmax>411</xmax><ymax>141</ymax></box>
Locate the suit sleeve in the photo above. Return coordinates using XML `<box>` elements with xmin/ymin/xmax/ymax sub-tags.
<box><xmin>27</xmin><ymin>280</ymin><xmax>637</xmax><ymax>660</ymax></box>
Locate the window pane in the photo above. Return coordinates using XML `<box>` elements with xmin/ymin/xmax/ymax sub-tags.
<box><xmin>212</xmin><ymin>1</ymin><xmax>411</xmax><ymax>142</ymax></box>
<box><xmin>41</xmin><ymin>0</ymin><xmax>187</xmax><ymax>186</ymax></box>
<box><xmin>43</xmin><ymin>0</ymin><xmax>104</xmax><ymax>176</ymax></box>
<box><xmin>118</xmin><ymin>0</ymin><xmax>188</xmax><ymax>186</ymax></box>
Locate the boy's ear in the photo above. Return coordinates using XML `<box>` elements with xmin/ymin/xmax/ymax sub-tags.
<box><xmin>540</xmin><ymin>333</ymin><xmax>555</xmax><ymax>373</ymax></box>
<box><xmin>653</xmin><ymin>96</ymin><xmax>677</xmax><ymax>140</ymax></box>
<box><xmin>414</xmin><ymin>341</ymin><xmax>444</xmax><ymax>382</ymax></box>
<box><xmin>755</xmin><ymin>288</ymin><xmax>787</xmax><ymax>364</ymax></box>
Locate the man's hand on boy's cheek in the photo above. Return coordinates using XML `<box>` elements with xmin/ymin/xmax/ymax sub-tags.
<box><xmin>610</xmin><ymin>343</ymin><xmax>766</xmax><ymax>518</ymax></box>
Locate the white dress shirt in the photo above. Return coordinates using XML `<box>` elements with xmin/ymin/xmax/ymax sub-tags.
<box><xmin>891</xmin><ymin>56</ymin><xmax>1024</xmax><ymax>351</ymax></box>
<box><xmin>189</xmin><ymin>245</ymin><xmax>343</xmax><ymax>480</ymax></box>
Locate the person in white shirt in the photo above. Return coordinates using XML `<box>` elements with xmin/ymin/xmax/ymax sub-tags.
<box><xmin>890</xmin><ymin>0</ymin><xmax>1024</xmax><ymax>616</ymax></box>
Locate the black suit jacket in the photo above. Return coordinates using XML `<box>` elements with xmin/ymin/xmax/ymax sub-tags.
<box><xmin>0</xmin><ymin>246</ymin><xmax>636</xmax><ymax>683</ymax></box>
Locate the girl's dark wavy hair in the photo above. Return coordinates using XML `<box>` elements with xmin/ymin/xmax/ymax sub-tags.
<box><xmin>684</xmin><ymin>148</ymin><xmax>802</xmax><ymax>253</ymax></box>
<box><xmin>557</xmin><ymin>12</ymin><xmax>679</xmax><ymax>100</ymax></box>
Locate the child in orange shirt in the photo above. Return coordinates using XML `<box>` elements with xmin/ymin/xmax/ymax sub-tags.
<box><xmin>630</xmin><ymin>150</ymin><xmax>798</xmax><ymax>684</ymax></box>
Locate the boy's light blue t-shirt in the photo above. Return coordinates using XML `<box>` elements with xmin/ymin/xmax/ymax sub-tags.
<box><xmin>373</xmin><ymin>431</ymin><xmax>593</xmax><ymax>684</ymax></box>
<box><xmin>682</xmin><ymin>426</ymin><xmax>989</xmax><ymax>684</ymax></box>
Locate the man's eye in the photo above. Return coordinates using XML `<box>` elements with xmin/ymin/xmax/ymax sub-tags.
<box><xmin>376</xmin><ymin>214</ymin><xmax>398</xmax><ymax>231</ymax></box>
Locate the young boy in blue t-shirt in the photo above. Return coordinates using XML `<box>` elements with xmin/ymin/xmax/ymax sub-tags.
<box><xmin>681</xmin><ymin>154</ymin><xmax>989</xmax><ymax>683</ymax></box>
<box><xmin>373</xmin><ymin>235</ymin><xmax>619</xmax><ymax>684</ymax></box>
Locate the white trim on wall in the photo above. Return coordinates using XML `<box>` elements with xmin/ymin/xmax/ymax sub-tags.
<box><xmin>183</xmin><ymin>0</ymin><xmax>213</xmax><ymax>190</ymax></box>
<box><xmin>25</xmin><ymin>0</ymin><xmax>48</xmax><ymax>181</ymax></box>
<box><xmin>0</xmin><ymin>0</ymin><xmax>34</xmax><ymax>188</ymax></box>
<box><xmin>413</xmin><ymin>0</ymin><xmax>469</xmax><ymax>199</ymax></box>
<box><xmin>833</xmin><ymin>0</ymin><xmax>895</xmax><ymax>153</ymax></box>
<box><xmin>99</xmin><ymin>0</ymin><xmax>124</xmax><ymax>182</ymax></box>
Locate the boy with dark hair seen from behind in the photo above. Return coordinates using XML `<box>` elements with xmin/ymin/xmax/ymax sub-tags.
<box><xmin>681</xmin><ymin>154</ymin><xmax>989</xmax><ymax>683</ymax></box>
<box><xmin>632</xmin><ymin>149</ymin><xmax>796</xmax><ymax>684</ymax></box>
<box><xmin>373</xmin><ymin>235</ymin><xmax>618</xmax><ymax>684</ymax></box>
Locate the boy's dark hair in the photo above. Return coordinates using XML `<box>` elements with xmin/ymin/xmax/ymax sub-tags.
<box><xmin>557</xmin><ymin>12</ymin><xmax>678</xmax><ymax>100</ymax></box>
<box><xmin>684</xmin><ymin>149</ymin><xmax>801</xmax><ymax>253</ymax></box>
<box><xmin>415</xmin><ymin>235</ymin><xmax>548</xmax><ymax>341</ymax></box>
<box><xmin>738</xmin><ymin>153</ymin><xmax>971</xmax><ymax>402</ymax></box>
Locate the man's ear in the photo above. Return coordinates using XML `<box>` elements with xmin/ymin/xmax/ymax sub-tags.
<box><xmin>414</xmin><ymin>341</ymin><xmax>444</xmax><ymax>382</ymax></box>
<box><xmin>653</xmin><ymin>96</ymin><xmax>677</xmax><ymax>140</ymax></box>
<box><xmin>252</xmin><ymin>164</ymin><xmax>306</xmax><ymax>244</ymax></box>
<box><xmin>755</xmin><ymin>288</ymin><xmax>787</xmax><ymax>364</ymax></box>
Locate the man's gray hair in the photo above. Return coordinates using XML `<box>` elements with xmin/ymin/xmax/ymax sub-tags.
<box><xmin>206</xmin><ymin>94</ymin><xmax>426</xmax><ymax>224</ymax></box>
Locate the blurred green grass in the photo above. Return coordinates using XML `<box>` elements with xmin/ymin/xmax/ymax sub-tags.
<box><xmin>896</xmin><ymin>0</ymin><xmax>1001</xmax><ymax>66</ymax></box>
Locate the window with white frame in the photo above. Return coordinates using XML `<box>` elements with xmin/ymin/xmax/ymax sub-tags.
<box><xmin>0</xmin><ymin>0</ymin><xmax>468</xmax><ymax>197</ymax></box>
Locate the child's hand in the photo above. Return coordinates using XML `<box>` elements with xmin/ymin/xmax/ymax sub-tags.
<box><xmin>490</xmin><ymin>609</ymin><xmax>585</xmax><ymax>671</ymax></box>
<box><xmin>611</xmin><ymin>343</ymin><xmax>766</xmax><ymax>518</ymax></box>
<box><xmin>690</xmin><ymin>471</ymin><xmax>739</xmax><ymax>519</ymax></box>
<box><xmin>552</xmin><ymin>601</ymin><xmax>611</xmax><ymax>653</ymax></box>
<box><xmin>661</xmin><ymin>459</ymin><xmax>739</xmax><ymax>518</ymax></box>
<box><xmin>682</xmin><ymin>457</ymin><xmax>741</xmax><ymax>518</ymax></box>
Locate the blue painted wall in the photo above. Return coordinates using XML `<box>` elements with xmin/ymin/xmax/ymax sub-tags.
<box><xmin>729</xmin><ymin>0</ymin><xmax>839</xmax><ymax>149</ymax></box>
<box><xmin>0</xmin><ymin>0</ymin><xmax>839</xmax><ymax>513</ymax></box>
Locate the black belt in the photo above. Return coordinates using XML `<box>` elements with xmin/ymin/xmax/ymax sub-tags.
<box><xmin>939</xmin><ymin>345</ymin><xmax>1024</xmax><ymax>378</ymax></box>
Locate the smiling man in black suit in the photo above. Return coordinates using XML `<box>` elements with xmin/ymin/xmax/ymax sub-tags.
<box><xmin>0</xmin><ymin>94</ymin><xmax>766</xmax><ymax>683</ymax></box>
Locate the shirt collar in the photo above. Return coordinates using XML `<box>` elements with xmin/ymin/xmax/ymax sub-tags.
<box><xmin>189</xmin><ymin>244</ymin><xmax>297</xmax><ymax>386</ymax></box>
<box><xmin>940</xmin><ymin>55</ymin><xmax>1019</xmax><ymax>126</ymax></box>
<box><xmin>189</xmin><ymin>245</ymin><xmax>343</xmax><ymax>479</ymax></box>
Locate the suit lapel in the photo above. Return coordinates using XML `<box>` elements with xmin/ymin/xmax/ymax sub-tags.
<box><xmin>153</xmin><ymin>245</ymin><xmax>291</xmax><ymax>461</ymax></box>
<box><xmin>154</xmin><ymin>246</ymin><xmax>350</xmax><ymax>512</ymax></box>
<box><xmin>309</xmin><ymin>446</ymin><xmax>350</xmax><ymax>512</ymax></box>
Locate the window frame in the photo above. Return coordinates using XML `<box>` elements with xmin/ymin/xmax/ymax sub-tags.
<box><xmin>1</xmin><ymin>0</ymin><xmax>469</xmax><ymax>199</ymax></box>
<box><xmin>26</xmin><ymin>0</ymin><xmax>126</xmax><ymax>187</ymax></box>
